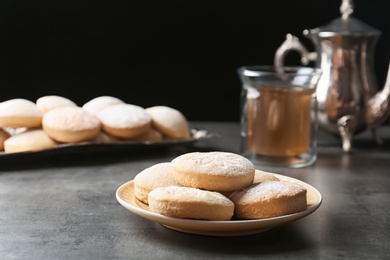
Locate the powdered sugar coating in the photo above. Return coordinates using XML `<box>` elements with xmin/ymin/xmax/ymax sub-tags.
<box><xmin>253</xmin><ymin>169</ymin><xmax>280</xmax><ymax>184</ymax></box>
<box><xmin>97</xmin><ymin>103</ymin><xmax>151</xmax><ymax>129</ymax></box>
<box><xmin>42</xmin><ymin>107</ymin><xmax>101</xmax><ymax>142</ymax></box>
<box><xmin>171</xmin><ymin>152</ymin><xmax>255</xmax><ymax>192</ymax></box>
<box><xmin>148</xmin><ymin>186</ymin><xmax>235</xmax><ymax>220</ymax></box>
<box><xmin>135</xmin><ymin>163</ymin><xmax>179</xmax><ymax>189</ymax></box>
<box><xmin>36</xmin><ymin>95</ymin><xmax>77</xmax><ymax>114</ymax></box>
<box><xmin>4</xmin><ymin>129</ymin><xmax>57</xmax><ymax>152</ymax></box>
<box><xmin>43</xmin><ymin>107</ymin><xmax>100</xmax><ymax>131</ymax></box>
<box><xmin>134</xmin><ymin>162</ymin><xmax>182</xmax><ymax>204</ymax></box>
<box><xmin>0</xmin><ymin>99</ymin><xmax>42</xmax><ymax>117</ymax></box>
<box><xmin>82</xmin><ymin>96</ymin><xmax>124</xmax><ymax>116</ymax></box>
<box><xmin>172</xmin><ymin>152</ymin><xmax>255</xmax><ymax>176</ymax></box>
<box><xmin>0</xmin><ymin>99</ymin><xmax>42</xmax><ymax>128</ymax></box>
<box><xmin>151</xmin><ymin>186</ymin><xmax>233</xmax><ymax>206</ymax></box>
<box><xmin>145</xmin><ymin>106</ymin><xmax>190</xmax><ymax>139</ymax></box>
<box><xmin>229</xmin><ymin>181</ymin><xmax>307</xmax><ymax>219</ymax></box>
<box><xmin>230</xmin><ymin>181</ymin><xmax>306</xmax><ymax>203</ymax></box>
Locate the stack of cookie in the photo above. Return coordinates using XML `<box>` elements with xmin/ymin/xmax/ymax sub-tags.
<box><xmin>0</xmin><ymin>95</ymin><xmax>191</xmax><ymax>153</ymax></box>
<box><xmin>134</xmin><ymin>151</ymin><xmax>308</xmax><ymax>221</ymax></box>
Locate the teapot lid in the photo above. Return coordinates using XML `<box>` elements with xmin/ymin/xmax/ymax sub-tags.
<box><xmin>313</xmin><ymin>0</ymin><xmax>380</xmax><ymax>36</ymax></box>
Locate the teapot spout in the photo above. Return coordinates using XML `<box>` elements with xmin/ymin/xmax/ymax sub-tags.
<box><xmin>367</xmin><ymin>62</ymin><xmax>390</xmax><ymax>129</ymax></box>
<box><xmin>338</xmin><ymin>115</ymin><xmax>357</xmax><ymax>152</ymax></box>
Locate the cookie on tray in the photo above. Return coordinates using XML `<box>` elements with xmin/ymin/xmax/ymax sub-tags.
<box><xmin>145</xmin><ymin>106</ymin><xmax>190</xmax><ymax>139</ymax></box>
<box><xmin>3</xmin><ymin>129</ymin><xmax>58</xmax><ymax>153</ymax></box>
<box><xmin>92</xmin><ymin>131</ymin><xmax>120</xmax><ymax>143</ymax></box>
<box><xmin>82</xmin><ymin>96</ymin><xmax>124</xmax><ymax>116</ymax></box>
<box><xmin>130</xmin><ymin>127</ymin><xmax>164</xmax><ymax>142</ymax></box>
<box><xmin>42</xmin><ymin>106</ymin><xmax>101</xmax><ymax>143</ymax></box>
<box><xmin>0</xmin><ymin>98</ymin><xmax>42</xmax><ymax>128</ymax></box>
<box><xmin>0</xmin><ymin>129</ymin><xmax>10</xmax><ymax>151</ymax></box>
<box><xmin>97</xmin><ymin>103</ymin><xmax>151</xmax><ymax>139</ymax></box>
<box><xmin>36</xmin><ymin>95</ymin><xmax>78</xmax><ymax>114</ymax></box>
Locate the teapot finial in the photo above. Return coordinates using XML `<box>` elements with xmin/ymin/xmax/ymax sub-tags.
<box><xmin>340</xmin><ymin>0</ymin><xmax>354</xmax><ymax>20</ymax></box>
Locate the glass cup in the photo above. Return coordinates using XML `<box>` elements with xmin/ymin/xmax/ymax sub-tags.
<box><xmin>238</xmin><ymin>66</ymin><xmax>322</xmax><ymax>168</ymax></box>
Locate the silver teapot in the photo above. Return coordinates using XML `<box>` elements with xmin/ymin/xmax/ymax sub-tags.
<box><xmin>274</xmin><ymin>0</ymin><xmax>390</xmax><ymax>152</ymax></box>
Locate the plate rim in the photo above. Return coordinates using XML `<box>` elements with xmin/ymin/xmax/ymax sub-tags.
<box><xmin>116</xmin><ymin>173</ymin><xmax>322</xmax><ymax>236</ymax></box>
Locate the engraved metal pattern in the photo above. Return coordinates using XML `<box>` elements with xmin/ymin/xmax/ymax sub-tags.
<box><xmin>274</xmin><ymin>0</ymin><xmax>390</xmax><ymax>152</ymax></box>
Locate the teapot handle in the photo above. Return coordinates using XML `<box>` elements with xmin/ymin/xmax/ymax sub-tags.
<box><xmin>274</xmin><ymin>34</ymin><xmax>317</xmax><ymax>74</ymax></box>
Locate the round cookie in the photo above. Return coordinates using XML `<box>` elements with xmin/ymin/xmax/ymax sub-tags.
<box><xmin>0</xmin><ymin>129</ymin><xmax>11</xmax><ymax>151</ymax></box>
<box><xmin>171</xmin><ymin>151</ymin><xmax>255</xmax><ymax>192</ymax></box>
<box><xmin>3</xmin><ymin>129</ymin><xmax>58</xmax><ymax>153</ymax></box>
<box><xmin>253</xmin><ymin>169</ymin><xmax>280</xmax><ymax>184</ymax></box>
<box><xmin>134</xmin><ymin>162</ymin><xmax>181</xmax><ymax>204</ymax></box>
<box><xmin>92</xmin><ymin>131</ymin><xmax>120</xmax><ymax>143</ymax></box>
<box><xmin>0</xmin><ymin>98</ymin><xmax>42</xmax><ymax>128</ymax></box>
<box><xmin>82</xmin><ymin>96</ymin><xmax>124</xmax><ymax>116</ymax></box>
<box><xmin>36</xmin><ymin>95</ymin><xmax>78</xmax><ymax>114</ymax></box>
<box><xmin>229</xmin><ymin>181</ymin><xmax>307</xmax><ymax>219</ymax></box>
<box><xmin>148</xmin><ymin>186</ymin><xmax>235</xmax><ymax>221</ymax></box>
<box><xmin>130</xmin><ymin>127</ymin><xmax>164</xmax><ymax>142</ymax></box>
<box><xmin>42</xmin><ymin>107</ymin><xmax>101</xmax><ymax>143</ymax></box>
<box><xmin>145</xmin><ymin>106</ymin><xmax>190</xmax><ymax>139</ymax></box>
<box><xmin>97</xmin><ymin>103</ymin><xmax>151</xmax><ymax>139</ymax></box>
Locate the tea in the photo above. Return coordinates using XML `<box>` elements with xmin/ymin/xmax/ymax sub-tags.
<box><xmin>245</xmin><ymin>86</ymin><xmax>316</xmax><ymax>157</ymax></box>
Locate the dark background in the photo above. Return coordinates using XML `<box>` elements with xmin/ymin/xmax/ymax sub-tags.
<box><xmin>0</xmin><ymin>0</ymin><xmax>389</xmax><ymax>121</ymax></box>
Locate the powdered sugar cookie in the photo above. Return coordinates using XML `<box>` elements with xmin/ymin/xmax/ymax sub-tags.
<box><xmin>97</xmin><ymin>103</ymin><xmax>151</xmax><ymax>138</ymax></box>
<box><xmin>148</xmin><ymin>186</ymin><xmax>234</xmax><ymax>221</ymax></box>
<box><xmin>42</xmin><ymin>106</ymin><xmax>101</xmax><ymax>143</ymax></box>
<box><xmin>229</xmin><ymin>181</ymin><xmax>307</xmax><ymax>219</ymax></box>
<box><xmin>36</xmin><ymin>95</ymin><xmax>78</xmax><ymax>114</ymax></box>
<box><xmin>134</xmin><ymin>162</ymin><xmax>181</xmax><ymax>204</ymax></box>
<box><xmin>82</xmin><ymin>96</ymin><xmax>124</xmax><ymax>116</ymax></box>
<box><xmin>145</xmin><ymin>106</ymin><xmax>190</xmax><ymax>139</ymax></box>
<box><xmin>171</xmin><ymin>151</ymin><xmax>255</xmax><ymax>192</ymax></box>
<box><xmin>3</xmin><ymin>129</ymin><xmax>58</xmax><ymax>153</ymax></box>
<box><xmin>253</xmin><ymin>169</ymin><xmax>280</xmax><ymax>184</ymax></box>
<box><xmin>0</xmin><ymin>98</ymin><xmax>42</xmax><ymax>128</ymax></box>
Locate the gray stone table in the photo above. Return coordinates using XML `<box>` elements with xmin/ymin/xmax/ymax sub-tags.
<box><xmin>1</xmin><ymin>122</ymin><xmax>389</xmax><ymax>259</ymax></box>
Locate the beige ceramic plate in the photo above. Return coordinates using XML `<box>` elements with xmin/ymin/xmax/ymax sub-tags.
<box><xmin>116</xmin><ymin>173</ymin><xmax>322</xmax><ymax>237</ymax></box>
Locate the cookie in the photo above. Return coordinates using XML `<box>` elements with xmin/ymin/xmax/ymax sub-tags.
<box><xmin>134</xmin><ymin>162</ymin><xmax>181</xmax><ymax>204</ymax></box>
<box><xmin>229</xmin><ymin>181</ymin><xmax>307</xmax><ymax>219</ymax></box>
<box><xmin>92</xmin><ymin>131</ymin><xmax>120</xmax><ymax>143</ymax></box>
<box><xmin>253</xmin><ymin>169</ymin><xmax>280</xmax><ymax>184</ymax></box>
<box><xmin>0</xmin><ymin>98</ymin><xmax>42</xmax><ymax>128</ymax></box>
<box><xmin>82</xmin><ymin>96</ymin><xmax>124</xmax><ymax>116</ymax></box>
<box><xmin>171</xmin><ymin>151</ymin><xmax>255</xmax><ymax>193</ymax></box>
<box><xmin>3</xmin><ymin>129</ymin><xmax>58</xmax><ymax>153</ymax></box>
<box><xmin>130</xmin><ymin>127</ymin><xmax>164</xmax><ymax>142</ymax></box>
<box><xmin>0</xmin><ymin>129</ymin><xmax>10</xmax><ymax>151</ymax></box>
<box><xmin>97</xmin><ymin>103</ymin><xmax>151</xmax><ymax>138</ymax></box>
<box><xmin>148</xmin><ymin>186</ymin><xmax>235</xmax><ymax>221</ymax></box>
<box><xmin>42</xmin><ymin>106</ymin><xmax>101</xmax><ymax>143</ymax></box>
<box><xmin>145</xmin><ymin>106</ymin><xmax>190</xmax><ymax>139</ymax></box>
<box><xmin>36</xmin><ymin>95</ymin><xmax>78</xmax><ymax>114</ymax></box>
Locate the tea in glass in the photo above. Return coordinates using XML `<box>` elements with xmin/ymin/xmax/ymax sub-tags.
<box><xmin>238</xmin><ymin>66</ymin><xmax>322</xmax><ymax>168</ymax></box>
